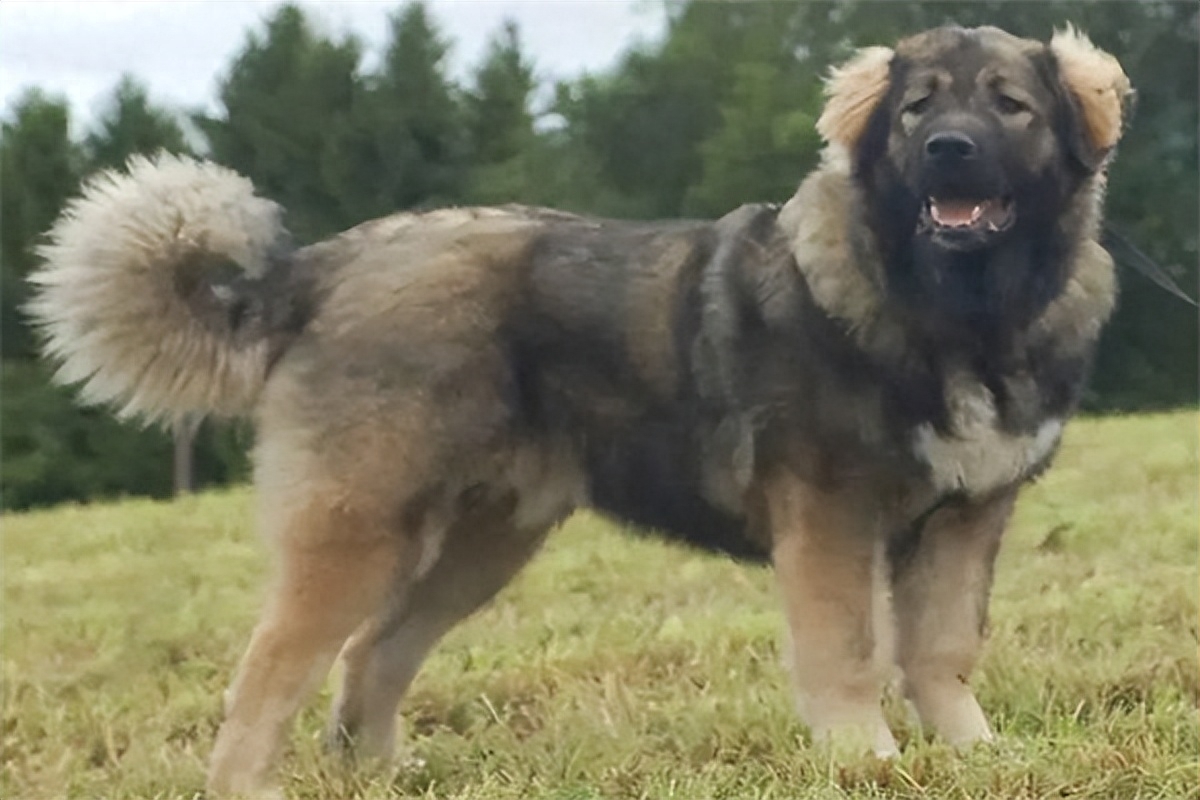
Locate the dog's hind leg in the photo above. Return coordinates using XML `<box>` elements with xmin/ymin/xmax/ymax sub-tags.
<box><xmin>764</xmin><ymin>473</ymin><xmax>900</xmax><ymax>759</ymax></box>
<box><xmin>327</xmin><ymin>508</ymin><xmax>555</xmax><ymax>761</ymax></box>
<box><xmin>206</xmin><ymin>499</ymin><xmax>408</xmax><ymax>798</ymax></box>
<box><xmin>890</xmin><ymin>490</ymin><xmax>1015</xmax><ymax>747</ymax></box>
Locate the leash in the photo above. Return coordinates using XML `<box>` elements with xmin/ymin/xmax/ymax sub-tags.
<box><xmin>1102</xmin><ymin>222</ymin><xmax>1198</xmax><ymax>308</ymax></box>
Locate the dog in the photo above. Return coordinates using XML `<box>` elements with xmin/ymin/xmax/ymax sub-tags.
<box><xmin>27</xmin><ymin>24</ymin><xmax>1132</xmax><ymax>797</ymax></box>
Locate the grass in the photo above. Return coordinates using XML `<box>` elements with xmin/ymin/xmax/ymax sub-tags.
<box><xmin>3</xmin><ymin>411</ymin><xmax>1198</xmax><ymax>799</ymax></box>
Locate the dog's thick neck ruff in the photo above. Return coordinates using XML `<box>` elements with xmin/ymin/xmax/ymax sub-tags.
<box><xmin>779</xmin><ymin>151</ymin><xmax>1116</xmax><ymax>367</ymax></box>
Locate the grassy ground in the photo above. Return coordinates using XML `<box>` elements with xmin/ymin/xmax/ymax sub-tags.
<box><xmin>3</xmin><ymin>411</ymin><xmax>1197</xmax><ymax>799</ymax></box>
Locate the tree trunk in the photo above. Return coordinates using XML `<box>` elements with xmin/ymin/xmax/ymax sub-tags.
<box><xmin>172</xmin><ymin>415</ymin><xmax>200</xmax><ymax>496</ymax></box>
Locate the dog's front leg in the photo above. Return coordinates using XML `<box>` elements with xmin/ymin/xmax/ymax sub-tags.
<box><xmin>890</xmin><ymin>490</ymin><xmax>1015</xmax><ymax>747</ymax></box>
<box><xmin>764</xmin><ymin>472</ymin><xmax>898</xmax><ymax>758</ymax></box>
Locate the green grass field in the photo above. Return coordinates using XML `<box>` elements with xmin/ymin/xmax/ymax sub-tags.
<box><xmin>3</xmin><ymin>412</ymin><xmax>1198</xmax><ymax>799</ymax></box>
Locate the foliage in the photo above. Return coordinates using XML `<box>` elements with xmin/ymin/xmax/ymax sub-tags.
<box><xmin>461</xmin><ymin>20</ymin><xmax>539</xmax><ymax>205</ymax></box>
<box><xmin>1</xmin><ymin>90</ymin><xmax>81</xmax><ymax>360</ymax></box>
<box><xmin>322</xmin><ymin>2</ymin><xmax>467</xmax><ymax>224</ymax></box>
<box><xmin>684</xmin><ymin>60</ymin><xmax>822</xmax><ymax>216</ymax></box>
<box><xmin>195</xmin><ymin>3</ymin><xmax>363</xmax><ymax>242</ymax></box>
<box><xmin>0</xmin><ymin>363</ymin><xmax>251</xmax><ymax>512</ymax></box>
<box><xmin>2</xmin><ymin>412</ymin><xmax>1197</xmax><ymax>798</ymax></box>
<box><xmin>84</xmin><ymin>75</ymin><xmax>192</xmax><ymax>171</ymax></box>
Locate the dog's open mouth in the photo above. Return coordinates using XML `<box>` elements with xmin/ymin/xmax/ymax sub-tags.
<box><xmin>922</xmin><ymin>196</ymin><xmax>1015</xmax><ymax>234</ymax></box>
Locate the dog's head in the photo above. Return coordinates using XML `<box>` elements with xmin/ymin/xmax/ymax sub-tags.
<box><xmin>817</xmin><ymin>25</ymin><xmax>1132</xmax><ymax>321</ymax></box>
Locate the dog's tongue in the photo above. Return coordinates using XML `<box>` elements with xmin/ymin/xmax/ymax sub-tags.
<box><xmin>930</xmin><ymin>199</ymin><xmax>983</xmax><ymax>227</ymax></box>
<box><xmin>929</xmin><ymin>198</ymin><xmax>1010</xmax><ymax>228</ymax></box>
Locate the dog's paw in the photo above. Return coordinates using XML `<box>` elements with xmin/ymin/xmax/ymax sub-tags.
<box><xmin>812</xmin><ymin>721</ymin><xmax>900</xmax><ymax>761</ymax></box>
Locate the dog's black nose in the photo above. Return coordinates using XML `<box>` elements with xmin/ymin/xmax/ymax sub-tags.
<box><xmin>925</xmin><ymin>131</ymin><xmax>978</xmax><ymax>160</ymax></box>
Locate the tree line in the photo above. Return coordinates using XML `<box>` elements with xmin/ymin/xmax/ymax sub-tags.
<box><xmin>2</xmin><ymin>0</ymin><xmax>1195</xmax><ymax>509</ymax></box>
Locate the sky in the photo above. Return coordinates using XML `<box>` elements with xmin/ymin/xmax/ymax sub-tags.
<box><xmin>0</xmin><ymin>0</ymin><xmax>668</xmax><ymax>131</ymax></box>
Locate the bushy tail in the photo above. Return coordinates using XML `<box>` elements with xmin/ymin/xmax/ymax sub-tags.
<box><xmin>26</xmin><ymin>153</ymin><xmax>291</xmax><ymax>424</ymax></box>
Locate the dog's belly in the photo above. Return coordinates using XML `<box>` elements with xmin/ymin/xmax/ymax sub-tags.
<box><xmin>582</xmin><ymin>429</ymin><xmax>767</xmax><ymax>561</ymax></box>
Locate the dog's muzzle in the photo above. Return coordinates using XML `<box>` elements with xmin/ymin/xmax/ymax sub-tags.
<box><xmin>917</xmin><ymin>130</ymin><xmax>1015</xmax><ymax>249</ymax></box>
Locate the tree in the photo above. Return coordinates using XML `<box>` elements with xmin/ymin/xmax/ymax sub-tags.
<box><xmin>197</xmin><ymin>3</ymin><xmax>362</xmax><ymax>242</ymax></box>
<box><xmin>0</xmin><ymin>361</ymin><xmax>250</xmax><ymax>510</ymax></box>
<box><xmin>324</xmin><ymin>1</ymin><xmax>467</xmax><ymax>221</ymax></box>
<box><xmin>462</xmin><ymin>20</ymin><xmax>538</xmax><ymax>204</ymax></box>
<box><xmin>466</xmin><ymin>20</ymin><xmax>535</xmax><ymax>166</ymax></box>
<box><xmin>561</xmin><ymin>49</ymin><xmax>722</xmax><ymax>218</ymax></box>
<box><xmin>1</xmin><ymin>90</ymin><xmax>82</xmax><ymax>360</ymax></box>
<box><xmin>85</xmin><ymin>75</ymin><xmax>191</xmax><ymax>172</ymax></box>
<box><xmin>555</xmin><ymin>2</ymin><xmax>820</xmax><ymax>219</ymax></box>
<box><xmin>684</xmin><ymin>60</ymin><xmax>822</xmax><ymax>216</ymax></box>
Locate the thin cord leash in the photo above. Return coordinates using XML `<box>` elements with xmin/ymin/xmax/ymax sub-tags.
<box><xmin>1102</xmin><ymin>222</ymin><xmax>1199</xmax><ymax>309</ymax></box>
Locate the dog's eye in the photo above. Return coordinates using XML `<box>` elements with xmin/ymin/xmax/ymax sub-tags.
<box><xmin>902</xmin><ymin>95</ymin><xmax>933</xmax><ymax>116</ymax></box>
<box><xmin>996</xmin><ymin>94</ymin><xmax>1030</xmax><ymax>115</ymax></box>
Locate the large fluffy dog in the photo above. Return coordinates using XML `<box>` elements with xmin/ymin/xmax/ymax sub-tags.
<box><xmin>29</xmin><ymin>25</ymin><xmax>1131</xmax><ymax>796</ymax></box>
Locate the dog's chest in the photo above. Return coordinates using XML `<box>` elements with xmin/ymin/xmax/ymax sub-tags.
<box><xmin>911</xmin><ymin>371</ymin><xmax>1062</xmax><ymax>497</ymax></box>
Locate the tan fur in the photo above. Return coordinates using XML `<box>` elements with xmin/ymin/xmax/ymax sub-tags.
<box><xmin>764</xmin><ymin>473</ymin><xmax>899</xmax><ymax>757</ymax></box>
<box><xmin>26</xmin><ymin>154</ymin><xmax>282</xmax><ymax>422</ymax></box>
<box><xmin>207</xmin><ymin>500</ymin><xmax>408</xmax><ymax>796</ymax></box>
<box><xmin>778</xmin><ymin>169</ymin><xmax>905</xmax><ymax>361</ymax></box>
<box><xmin>624</xmin><ymin>238</ymin><xmax>694</xmax><ymax>394</ymax></box>
<box><xmin>1051</xmin><ymin>25</ymin><xmax>1133</xmax><ymax>158</ymax></box>
<box><xmin>219</xmin><ymin>363</ymin><xmax>576</xmax><ymax>791</ymax></box>
<box><xmin>891</xmin><ymin>493</ymin><xmax>1015</xmax><ymax>745</ymax></box>
<box><xmin>816</xmin><ymin>46</ymin><xmax>894</xmax><ymax>151</ymax></box>
<box><xmin>329</xmin><ymin>503</ymin><xmax>553</xmax><ymax>759</ymax></box>
<box><xmin>227</xmin><ymin>242</ymin><xmax>585</xmax><ymax>788</ymax></box>
<box><xmin>1034</xmin><ymin>238</ymin><xmax>1118</xmax><ymax>354</ymax></box>
<box><xmin>785</xmin><ymin>30</ymin><xmax>1120</xmax><ymax>499</ymax></box>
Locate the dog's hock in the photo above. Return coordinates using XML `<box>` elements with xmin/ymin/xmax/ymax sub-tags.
<box><xmin>817</xmin><ymin>46</ymin><xmax>894</xmax><ymax>152</ymax></box>
<box><xmin>1050</xmin><ymin>26</ymin><xmax>1134</xmax><ymax>166</ymax></box>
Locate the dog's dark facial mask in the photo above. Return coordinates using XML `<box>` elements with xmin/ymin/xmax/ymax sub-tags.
<box><xmin>820</xmin><ymin>26</ymin><xmax>1132</xmax><ymax>325</ymax></box>
<box><xmin>892</xmin><ymin>31</ymin><xmax>1059</xmax><ymax>254</ymax></box>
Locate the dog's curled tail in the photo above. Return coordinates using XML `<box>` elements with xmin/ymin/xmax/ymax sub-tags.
<box><xmin>26</xmin><ymin>153</ymin><xmax>290</xmax><ymax>424</ymax></box>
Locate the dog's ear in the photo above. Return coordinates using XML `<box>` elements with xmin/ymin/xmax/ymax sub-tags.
<box><xmin>1050</xmin><ymin>25</ymin><xmax>1134</xmax><ymax>171</ymax></box>
<box><xmin>817</xmin><ymin>46</ymin><xmax>895</xmax><ymax>151</ymax></box>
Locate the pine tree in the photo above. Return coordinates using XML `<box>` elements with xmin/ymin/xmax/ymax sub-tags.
<box><xmin>560</xmin><ymin>2</ymin><xmax>801</xmax><ymax>218</ymax></box>
<box><xmin>197</xmin><ymin>3</ymin><xmax>362</xmax><ymax>241</ymax></box>
<box><xmin>684</xmin><ymin>60</ymin><xmax>821</xmax><ymax>216</ymax></box>
<box><xmin>462</xmin><ymin>20</ymin><xmax>539</xmax><ymax>204</ymax></box>
<box><xmin>325</xmin><ymin>1</ymin><xmax>467</xmax><ymax>220</ymax></box>
<box><xmin>1</xmin><ymin>90</ymin><xmax>82</xmax><ymax>359</ymax></box>
<box><xmin>467</xmin><ymin>21</ymin><xmax>535</xmax><ymax>166</ymax></box>
<box><xmin>85</xmin><ymin>75</ymin><xmax>191</xmax><ymax>172</ymax></box>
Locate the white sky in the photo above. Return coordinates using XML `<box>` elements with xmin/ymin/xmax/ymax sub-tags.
<box><xmin>0</xmin><ymin>0</ymin><xmax>668</xmax><ymax>131</ymax></box>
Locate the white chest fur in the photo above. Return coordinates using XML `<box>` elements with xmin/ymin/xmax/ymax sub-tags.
<box><xmin>912</xmin><ymin>371</ymin><xmax>1063</xmax><ymax>497</ymax></box>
